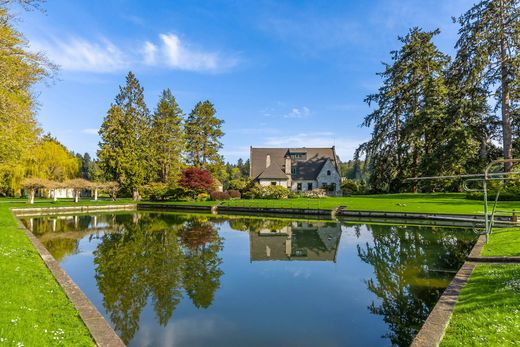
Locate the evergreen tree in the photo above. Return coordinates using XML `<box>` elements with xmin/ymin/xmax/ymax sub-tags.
<box><xmin>150</xmin><ymin>89</ymin><xmax>185</xmax><ymax>185</ymax></box>
<box><xmin>453</xmin><ymin>0</ymin><xmax>519</xmax><ymax>170</ymax></box>
<box><xmin>357</xmin><ymin>28</ymin><xmax>450</xmax><ymax>192</ymax></box>
<box><xmin>185</xmin><ymin>101</ymin><xmax>224</xmax><ymax>169</ymax></box>
<box><xmin>98</xmin><ymin>72</ymin><xmax>151</xmax><ymax>199</ymax></box>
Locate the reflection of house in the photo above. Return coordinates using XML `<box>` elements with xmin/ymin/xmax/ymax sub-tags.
<box><xmin>249</xmin><ymin>222</ymin><xmax>342</xmax><ymax>262</ymax></box>
<box><xmin>249</xmin><ymin>147</ymin><xmax>341</xmax><ymax>195</ymax></box>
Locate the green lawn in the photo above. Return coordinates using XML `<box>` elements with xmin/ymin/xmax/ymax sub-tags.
<box><xmin>0</xmin><ymin>200</ymin><xmax>99</xmax><ymax>346</ymax></box>
<box><xmin>441</xmin><ymin>264</ymin><xmax>520</xmax><ymax>346</ymax></box>
<box><xmin>152</xmin><ymin>193</ymin><xmax>520</xmax><ymax>216</ymax></box>
<box><xmin>482</xmin><ymin>228</ymin><xmax>520</xmax><ymax>256</ymax></box>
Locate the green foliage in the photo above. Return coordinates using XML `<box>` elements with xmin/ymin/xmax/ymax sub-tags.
<box><xmin>98</xmin><ymin>72</ymin><xmax>151</xmax><ymax>199</ymax></box>
<box><xmin>26</xmin><ymin>135</ymin><xmax>80</xmax><ymax>181</ymax></box>
<box><xmin>0</xmin><ymin>5</ymin><xmax>54</xmax><ymax>194</ymax></box>
<box><xmin>453</xmin><ymin>0</ymin><xmax>520</xmax><ymax>168</ymax></box>
<box><xmin>245</xmin><ymin>183</ymin><xmax>290</xmax><ymax>199</ymax></box>
<box><xmin>142</xmin><ymin>182</ymin><xmax>171</xmax><ymax>201</ymax></box>
<box><xmin>185</xmin><ymin>101</ymin><xmax>224</xmax><ymax>169</ymax></box>
<box><xmin>358</xmin><ymin>28</ymin><xmax>453</xmax><ymax>193</ymax></box>
<box><xmin>150</xmin><ymin>89</ymin><xmax>185</xmax><ymax>184</ymax></box>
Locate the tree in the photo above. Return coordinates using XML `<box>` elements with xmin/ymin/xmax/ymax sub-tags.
<box><xmin>357</xmin><ymin>28</ymin><xmax>451</xmax><ymax>192</ymax></box>
<box><xmin>21</xmin><ymin>178</ymin><xmax>48</xmax><ymax>204</ymax></box>
<box><xmin>453</xmin><ymin>0</ymin><xmax>519</xmax><ymax>171</ymax></box>
<box><xmin>98</xmin><ymin>72</ymin><xmax>151</xmax><ymax>200</ymax></box>
<box><xmin>185</xmin><ymin>101</ymin><xmax>224</xmax><ymax>169</ymax></box>
<box><xmin>26</xmin><ymin>135</ymin><xmax>80</xmax><ymax>181</ymax></box>
<box><xmin>178</xmin><ymin>167</ymin><xmax>214</xmax><ymax>196</ymax></box>
<box><xmin>0</xmin><ymin>3</ymin><xmax>53</xmax><ymax>195</ymax></box>
<box><xmin>150</xmin><ymin>89</ymin><xmax>185</xmax><ymax>184</ymax></box>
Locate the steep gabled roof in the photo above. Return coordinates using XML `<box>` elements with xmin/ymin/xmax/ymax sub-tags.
<box><xmin>250</xmin><ymin>147</ymin><xmax>339</xmax><ymax>180</ymax></box>
<box><xmin>257</xmin><ymin>162</ymin><xmax>288</xmax><ymax>180</ymax></box>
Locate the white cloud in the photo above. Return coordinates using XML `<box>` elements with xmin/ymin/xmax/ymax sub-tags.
<box><xmin>82</xmin><ymin>128</ymin><xmax>99</xmax><ymax>135</ymax></box>
<box><xmin>149</xmin><ymin>33</ymin><xmax>238</xmax><ymax>72</ymax></box>
<box><xmin>31</xmin><ymin>37</ymin><xmax>129</xmax><ymax>73</ymax></box>
<box><xmin>143</xmin><ymin>41</ymin><xmax>158</xmax><ymax>65</ymax></box>
<box><xmin>284</xmin><ymin>106</ymin><xmax>310</xmax><ymax>118</ymax></box>
<box><xmin>31</xmin><ymin>33</ymin><xmax>238</xmax><ymax>73</ymax></box>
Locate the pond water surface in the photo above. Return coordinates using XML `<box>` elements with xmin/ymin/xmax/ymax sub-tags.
<box><xmin>21</xmin><ymin>212</ymin><xmax>477</xmax><ymax>347</ymax></box>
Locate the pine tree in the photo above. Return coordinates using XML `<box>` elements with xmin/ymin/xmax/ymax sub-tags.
<box><xmin>453</xmin><ymin>0</ymin><xmax>519</xmax><ymax>170</ymax></box>
<box><xmin>150</xmin><ymin>89</ymin><xmax>185</xmax><ymax>185</ymax></box>
<box><xmin>357</xmin><ymin>28</ymin><xmax>451</xmax><ymax>192</ymax></box>
<box><xmin>98</xmin><ymin>72</ymin><xmax>151</xmax><ymax>199</ymax></box>
<box><xmin>185</xmin><ymin>101</ymin><xmax>224</xmax><ymax>169</ymax></box>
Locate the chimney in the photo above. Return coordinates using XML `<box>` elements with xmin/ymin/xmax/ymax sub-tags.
<box><xmin>266</xmin><ymin>154</ymin><xmax>271</xmax><ymax>168</ymax></box>
<box><xmin>285</xmin><ymin>156</ymin><xmax>291</xmax><ymax>175</ymax></box>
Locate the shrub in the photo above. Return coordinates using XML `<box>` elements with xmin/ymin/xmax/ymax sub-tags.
<box><xmin>302</xmin><ymin>188</ymin><xmax>327</xmax><ymax>198</ymax></box>
<box><xmin>179</xmin><ymin>167</ymin><xmax>214</xmax><ymax>197</ymax></box>
<box><xmin>264</xmin><ymin>185</ymin><xmax>290</xmax><ymax>199</ymax></box>
<box><xmin>210</xmin><ymin>191</ymin><xmax>231</xmax><ymax>200</ymax></box>
<box><xmin>197</xmin><ymin>192</ymin><xmax>210</xmax><ymax>201</ymax></box>
<box><xmin>143</xmin><ymin>182</ymin><xmax>171</xmax><ymax>201</ymax></box>
<box><xmin>228</xmin><ymin>178</ymin><xmax>248</xmax><ymax>191</ymax></box>
<box><xmin>341</xmin><ymin>179</ymin><xmax>360</xmax><ymax>195</ymax></box>
<box><xmin>228</xmin><ymin>189</ymin><xmax>241</xmax><ymax>199</ymax></box>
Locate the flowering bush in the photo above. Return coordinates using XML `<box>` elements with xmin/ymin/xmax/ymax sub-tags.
<box><xmin>210</xmin><ymin>191</ymin><xmax>231</xmax><ymax>200</ymax></box>
<box><xmin>301</xmin><ymin>188</ymin><xmax>327</xmax><ymax>198</ymax></box>
<box><xmin>227</xmin><ymin>189</ymin><xmax>241</xmax><ymax>199</ymax></box>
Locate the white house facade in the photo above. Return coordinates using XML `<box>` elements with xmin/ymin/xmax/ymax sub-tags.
<box><xmin>249</xmin><ymin>147</ymin><xmax>341</xmax><ymax>195</ymax></box>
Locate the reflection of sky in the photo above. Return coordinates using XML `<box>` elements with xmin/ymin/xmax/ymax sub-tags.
<box><xmin>25</xmin><ymin>213</ymin><xmax>474</xmax><ymax>347</ymax></box>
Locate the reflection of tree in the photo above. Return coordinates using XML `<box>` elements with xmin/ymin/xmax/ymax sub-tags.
<box><xmin>93</xmin><ymin>213</ymin><xmax>224</xmax><ymax>343</ymax></box>
<box><xmin>227</xmin><ymin>217</ymin><xmax>292</xmax><ymax>233</ymax></box>
<box><xmin>356</xmin><ymin>225</ymin><xmax>475</xmax><ymax>346</ymax></box>
<box><xmin>42</xmin><ymin>238</ymin><xmax>78</xmax><ymax>261</ymax></box>
<box><xmin>180</xmin><ymin>219</ymin><xmax>224</xmax><ymax>309</ymax></box>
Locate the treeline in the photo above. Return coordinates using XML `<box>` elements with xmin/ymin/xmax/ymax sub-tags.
<box><xmin>96</xmin><ymin>71</ymin><xmax>225</xmax><ymax>199</ymax></box>
<box><xmin>356</xmin><ymin>0</ymin><xmax>519</xmax><ymax>193</ymax></box>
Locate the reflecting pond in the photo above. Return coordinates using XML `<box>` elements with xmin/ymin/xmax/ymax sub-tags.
<box><xmin>21</xmin><ymin>212</ymin><xmax>478</xmax><ymax>347</ymax></box>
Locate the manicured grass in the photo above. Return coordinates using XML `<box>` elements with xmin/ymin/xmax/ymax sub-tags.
<box><xmin>153</xmin><ymin>193</ymin><xmax>520</xmax><ymax>216</ymax></box>
<box><xmin>441</xmin><ymin>264</ymin><xmax>520</xmax><ymax>346</ymax></box>
<box><xmin>0</xmin><ymin>203</ymin><xmax>94</xmax><ymax>346</ymax></box>
<box><xmin>481</xmin><ymin>228</ymin><xmax>520</xmax><ymax>256</ymax></box>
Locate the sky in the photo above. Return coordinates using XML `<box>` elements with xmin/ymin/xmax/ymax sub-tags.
<box><xmin>14</xmin><ymin>0</ymin><xmax>475</xmax><ymax>163</ymax></box>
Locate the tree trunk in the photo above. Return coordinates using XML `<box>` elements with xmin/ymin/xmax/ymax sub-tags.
<box><xmin>499</xmin><ymin>0</ymin><xmax>513</xmax><ymax>171</ymax></box>
<box><xmin>94</xmin><ymin>189</ymin><xmax>98</xmax><ymax>201</ymax></box>
<box><xmin>53</xmin><ymin>189</ymin><xmax>58</xmax><ymax>201</ymax></box>
<box><xmin>74</xmin><ymin>189</ymin><xmax>79</xmax><ymax>203</ymax></box>
<box><xmin>133</xmin><ymin>189</ymin><xmax>141</xmax><ymax>201</ymax></box>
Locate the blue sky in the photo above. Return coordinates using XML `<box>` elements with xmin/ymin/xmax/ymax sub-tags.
<box><xmin>16</xmin><ymin>0</ymin><xmax>474</xmax><ymax>163</ymax></box>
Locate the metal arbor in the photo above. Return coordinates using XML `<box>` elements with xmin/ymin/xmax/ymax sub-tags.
<box><xmin>406</xmin><ymin>159</ymin><xmax>519</xmax><ymax>240</ymax></box>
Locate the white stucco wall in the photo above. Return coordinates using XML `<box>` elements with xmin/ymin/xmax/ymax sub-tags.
<box><xmin>316</xmin><ymin>160</ymin><xmax>341</xmax><ymax>193</ymax></box>
<box><xmin>258</xmin><ymin>179</ymin><xmax>290</xmax><ymax>188</ymax></box>
<box><xmin>291</xmin><ymin>180</ymin><xmax>317</xmax><ymax>192</ymax></box>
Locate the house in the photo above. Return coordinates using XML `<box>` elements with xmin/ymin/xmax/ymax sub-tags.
<box><xmin>249</xmin><ymin>146</ymin><xmax>341</xmax><ymax>195</ymax></box>
<box><xmin>249</xmin><ymin>221</ymin><xmax>342</xmax><ymax>262</ymax></box>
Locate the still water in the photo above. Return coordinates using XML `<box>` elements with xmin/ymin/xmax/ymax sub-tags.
<box><xmin>21</xmin><ymin>212</ymin><xmax>477</xmax><ymax>347</ymax></box>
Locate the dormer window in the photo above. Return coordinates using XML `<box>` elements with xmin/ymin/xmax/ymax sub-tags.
<box><xmin>327</xmin><ymin>170</ymin><xmax>331</xmax><ymax>176</ymax></box>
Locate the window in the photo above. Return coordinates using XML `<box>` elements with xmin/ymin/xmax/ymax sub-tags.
<box><xmin>271</xmin><ymin>182</ymin><xmax>277</xmax><ymax>186</ymax></box>
<box><xmin>307</xmin><ymin>183</ymin><xmax>313</xmax><ymax>190</ymax></box>
<box><xmin>327</xmin><ymin>170</ymin><xmax>331</xmax><ymax>176</ymax></box>
<box><xmin>297</xmin><ymin>183</ymin><xmax>302</xmax><ymax>191</ymax></box>
<box><xmin>291</xmin><ymin>168</ymin><xmax>296</xmax><ymax>175</ymax></box>
<box><xmin>322</xmin><ymin>183</ymin><xmax>327</xmax><ymax>188</ymax></box>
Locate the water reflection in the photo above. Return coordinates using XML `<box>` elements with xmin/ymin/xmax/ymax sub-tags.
<box><xmin>22</xmin><ymin>213</ymin><xmax>476</xmax><ymax>347</ymax></box>
<box><xmin>357</xmin><ymin>224</ymin><xmax>474</xmax><ymax>346</ymax></box>
<box><xmin>248</xmin><ymin>221</ymin><xmax>342</xmax><ymax>262</ymax></box>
